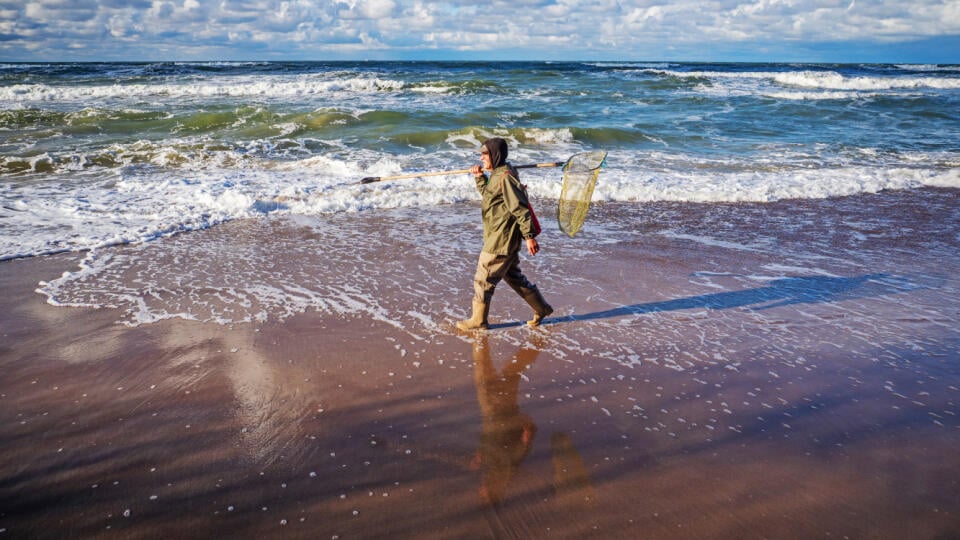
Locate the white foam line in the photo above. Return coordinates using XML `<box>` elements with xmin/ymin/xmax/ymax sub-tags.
<box><xmin>660</xmin><ymin>232</ymin><xmax>769</xmax><ymax>253</ymax></box>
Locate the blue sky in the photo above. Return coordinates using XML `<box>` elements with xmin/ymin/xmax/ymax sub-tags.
<box><xmin>2</xmin><ymin>0</ymin><xmax>959</xmax><ymax>63</ymax></box>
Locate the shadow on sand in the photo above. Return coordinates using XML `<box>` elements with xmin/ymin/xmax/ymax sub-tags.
<box><xmin>490</xmin><ymin>273</ymin><xmax>938</xmax><ymax>330</ymax></box>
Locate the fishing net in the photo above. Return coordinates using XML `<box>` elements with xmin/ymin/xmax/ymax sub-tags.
<box><xmin>557</xmin><ymin>150</ymin><xmax>607</xmax><ymax>237</ymax></box>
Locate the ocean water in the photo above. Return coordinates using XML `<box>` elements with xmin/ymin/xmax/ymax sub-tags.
<box><xmin>2</xmin><ymin>61</ymin><xmax>958</xmax><ymax>262</ymax></box>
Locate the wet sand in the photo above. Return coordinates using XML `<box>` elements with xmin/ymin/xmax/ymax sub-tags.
<box><xmin>2</xmin><ymin>189</ymin><xmax>959</xmax><ymax>538</ymax></box>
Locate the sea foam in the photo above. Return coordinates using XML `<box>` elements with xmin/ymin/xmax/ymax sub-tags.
<box><xmin>645</xmin><ymin>68</ymin><xmax>960</xmax><ymax>93</ymax></box>
<box><xmin>5</xmin><ymin>146</ymin><xmax>955</xmax><ymax>261</ymax></box>
<box><xmin>0</xmin><ymin>76</ymin><xmax>408</xmax><ymax>105</ymax></box>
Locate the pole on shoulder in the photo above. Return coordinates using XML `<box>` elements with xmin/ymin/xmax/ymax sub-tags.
<box><xmin>360</xmin><ymin>168</ymin><xmax>473</xmax><ymax>184</ymax></box>
<box><xmin>358</xmin><ymin>161</ymin><xmax>565</xmax><ymax>184</ymax></box>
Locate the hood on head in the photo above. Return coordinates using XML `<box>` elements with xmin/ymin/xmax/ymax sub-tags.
<box><xmin>482</xmin><ymin>138</ymin><xmax>509</xmax><ymax>169</ymax></box>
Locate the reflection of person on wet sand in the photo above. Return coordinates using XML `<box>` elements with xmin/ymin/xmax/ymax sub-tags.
<box><xmin>470</xmin><ymin>336</ymin><xmax>539</xmax><ymax>506</ymax></box>
<box><xmin>551</xmin><ymin>432</ymin><xmax>596</xmax><ymax>508</ymax></box>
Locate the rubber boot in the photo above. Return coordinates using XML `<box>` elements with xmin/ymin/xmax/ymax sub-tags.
<box><xmin>457</xmin><ymin>300</ymin><xmax>490</xmax><ymax>331</ymax></box>
<box><xmin>523</xmin><ymin>288</ymin><xmax>554</xmax><ymax>327</ymax></box>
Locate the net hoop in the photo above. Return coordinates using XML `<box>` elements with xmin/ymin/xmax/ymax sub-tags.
<box><xmin>557</xmin><ymin>150</ymin><xmax>607</xmax><ymax>237</ymax></box>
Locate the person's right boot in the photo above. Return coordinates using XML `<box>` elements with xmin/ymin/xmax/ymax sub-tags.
<box><xmin>456</xmin><ymin>300</ymin><xmax>490</xmax><ymax>331</ymax></box>
<box><xmin>523</xmin><ymin>287</ymin><xmax>553</xmax><ymax>327</ymax></box>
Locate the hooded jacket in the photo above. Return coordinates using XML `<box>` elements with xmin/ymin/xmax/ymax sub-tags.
<box><xmin>475</xmin><ymin>138</ymin><xmax>538</xmax><ymax>255</ymax></box>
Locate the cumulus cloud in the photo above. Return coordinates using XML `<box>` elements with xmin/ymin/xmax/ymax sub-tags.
<box><xmin>0</xmin><ymin>0</ymin><xmax>957</xmax><ymax>60</ymax></box>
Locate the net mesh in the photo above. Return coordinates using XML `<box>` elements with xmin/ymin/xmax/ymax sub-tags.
<box><xmin>557</xmin><ymin>150</ymin><xmax>607</xmax><ymax>237</ymax></box>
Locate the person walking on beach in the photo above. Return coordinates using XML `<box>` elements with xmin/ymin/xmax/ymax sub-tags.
<box><xmin>456</xmin><ymin>138</ymin><xmax>553</xmax><ymax>331</ymax></box>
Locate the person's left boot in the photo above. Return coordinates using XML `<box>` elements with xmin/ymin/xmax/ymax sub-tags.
<box><xmin>522</xmin><ymin>287</ymin><xmax>553</xmax><ymax>327</ymax></box>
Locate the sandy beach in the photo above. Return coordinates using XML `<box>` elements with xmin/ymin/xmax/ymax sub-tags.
<box><xmin>2</xmin><ymin>189</ymin><xmax>959</xmax><ymax>539</ymax></box>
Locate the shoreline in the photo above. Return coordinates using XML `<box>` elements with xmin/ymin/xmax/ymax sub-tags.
<box><xmin>2</xmin><ymin>191</ymin><xmax>959</xmax><ymax>538</ymax></box>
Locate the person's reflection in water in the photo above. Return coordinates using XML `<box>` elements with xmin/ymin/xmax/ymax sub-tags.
<box><xmin>470</xmin><ymin>335</ymin><xmax>539</xmax><ymax>506</ymax></box>
<box><xmin>551</xmin><ymin>432</ymin><xmax>596</xmax><ymax>508</ymax></box>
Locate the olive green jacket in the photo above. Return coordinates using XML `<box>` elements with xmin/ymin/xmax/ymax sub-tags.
<box><xmin>476</xmin><ymin>164</ymin><xmax>538</xmax><ymax>255</ymax></box>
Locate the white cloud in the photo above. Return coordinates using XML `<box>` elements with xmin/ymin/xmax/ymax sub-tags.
<box><xmin>107</xmin><ymin>13</ymin><xmax>135</xmax><ymax>38</ymax></box>
<box><xmin>23</xmin><ymin>3</ymin><xmax>46</xmax><ymax>20</ymax></box>
<box><xmin>361</xmin><ymin>0</ymin><xmax>396</xmax><ymax>19</ymax></box>
<box><xmin>0</xmin><ymin>0</ymin><xmax>958</xmax><ymax>60</ymax></box>
<box><xmin>339</xmin><ymin>0</ymin><xmax>397</xmax><ymax>20</ymax></box>
<box><xmin>149</xmin><ymin>1</ymin><xmax>175</xmax><ymax>19</ymax></box>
